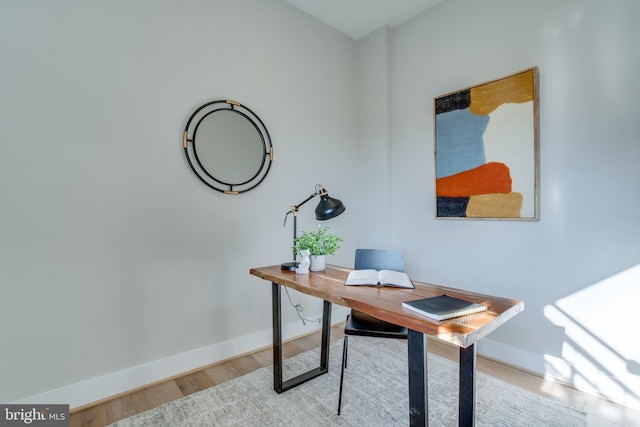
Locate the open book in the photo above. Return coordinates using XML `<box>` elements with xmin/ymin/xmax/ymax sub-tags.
<box><xmin>345</xmin><ymin>269</ymin><xmax>414</xmax><ymax>288</ymax></box>
<box><xmin>402</xmin><ymin>294</ymin><xmax>487</xmax><ymax>321</ymax></box>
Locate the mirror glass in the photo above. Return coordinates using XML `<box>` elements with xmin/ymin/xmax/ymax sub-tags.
<box><xmin>195</xmin><ymin>110</ymin><xmax>263</xmax><ymax>183</ymax></box>
<box><xmin>183</xmin><ymin>100</ymin><xmax>273</xmax><ymax>194</ymax></box>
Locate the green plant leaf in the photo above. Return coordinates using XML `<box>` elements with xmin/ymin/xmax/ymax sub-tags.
<box><xmin>292</xmin><ymin>225</ymin><xmax>343</xmax><ymax>256</ymax></box>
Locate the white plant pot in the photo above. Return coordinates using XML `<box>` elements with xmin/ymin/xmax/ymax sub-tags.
<box><xmin>310</xmin><ymin>255</ymin><xmax>326</xmax><ymax>271</ymax></box>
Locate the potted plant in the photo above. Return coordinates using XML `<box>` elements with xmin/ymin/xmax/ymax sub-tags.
<box><xmin>293</xmin><ymin>225</ymin><xmax>343</xmax><ymax>271</ymax></box>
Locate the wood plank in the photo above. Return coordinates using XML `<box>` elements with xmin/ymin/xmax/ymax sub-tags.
<box><xmin>204</xmin><ymin>362</ymin><xmax>242</xmax><ymax>385</ymax></box>
<box><xmin>139</xmin><ymin>381</ymin><xmax>184</xmax><ymax>409</ymax></box>
<box><xmin>105</xmin><ymin>392</ymin><xmax>148</xmax><ymax>425</ymax></box>
<box><xmin>251</xmin><ymin>348</ymin><xmax>273</xmax><ymax>366</ymax></box>
<box><xmin>280</xmin><ymin>340</ymin><xmax>308</xmax><ymax>359</ymax></box>
<box><xmin>69</xmin><ymin>404</ymin><xmax>108</xmax><ymax>427</ymax></box>
<box><xmin>175</xmin><ymin>371</ymin><xmax>215</xmax><ymax>397</ymax></box>
<box><xmin>250</xmin><ymin>265</ymin><xmax>524</xmax><ymax>347</ymax></box>
<box><xmin>229</xmin><ymin>353</ymin><xmax>267</xmax><ymax>375</ymax></box>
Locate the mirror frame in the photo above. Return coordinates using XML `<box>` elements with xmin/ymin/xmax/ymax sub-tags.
<box><xmin>183</xmin><ymin>99</ymin><xmax>273</xmax><ymax>194</ymax></box>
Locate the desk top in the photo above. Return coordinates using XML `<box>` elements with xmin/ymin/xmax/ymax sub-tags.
<box><xmin>250</xmin><ymin>265</ymin><xmax>524</xmax><ymax>348</ymax></box>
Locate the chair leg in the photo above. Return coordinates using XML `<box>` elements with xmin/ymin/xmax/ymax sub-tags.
<box><xmin>344</xmin><ymin>334</ymin><xmax>349</xmax><ymax>369</ymax></box>
<box><xmin>337</xmin><ymin>335</ymin><xmax>348</xmax><ymax>415</ymax></box>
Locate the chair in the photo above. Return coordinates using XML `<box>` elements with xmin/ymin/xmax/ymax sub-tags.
<box><xmin>337</xmin><ymin>249</ymin><xmax>408</xmax><ymax>415</ymax></box>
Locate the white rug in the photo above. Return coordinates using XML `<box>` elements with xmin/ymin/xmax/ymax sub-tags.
<box><xmin>109</xmin><ymin>337</ymin><xmax>587</xmax><ymax>426</ymax></box>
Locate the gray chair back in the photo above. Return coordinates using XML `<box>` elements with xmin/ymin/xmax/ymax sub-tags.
<box><xmin>354</xmin><ymin>249</ymin><xmax>404</xmax><ymax>272</ymax></box>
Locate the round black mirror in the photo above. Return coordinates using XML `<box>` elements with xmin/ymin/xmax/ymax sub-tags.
<box><xmin>183</xmin><ymin>100</ymin><xmax>273</xmax><ymax>194</ymax></box>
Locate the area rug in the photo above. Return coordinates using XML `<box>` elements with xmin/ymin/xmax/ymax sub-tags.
<box><xmin>108</xmin><ymin>337</ymin><xmax>586</xmax><ymax>426</ymax></box>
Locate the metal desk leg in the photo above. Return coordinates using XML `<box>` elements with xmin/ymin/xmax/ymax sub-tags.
<box><xmin>459</xmin><ymin>343</ymin><xmax>476</xmax><ymax>426</ymax></box>
<box><xmin>408</xmin><ymin>329</ymin><xmax>428</xmax><ymax>426</ymax></box>
<box><xmin>272</xmin><ymin>282</ymin><xmax>331</xmax><ymax>393</ymax></box>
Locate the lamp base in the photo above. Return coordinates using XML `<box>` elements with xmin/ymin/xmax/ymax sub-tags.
<box><xmin>281</xmin><ymin>261</ymin><xmax>299</xmax><ymax>271</ymax></box>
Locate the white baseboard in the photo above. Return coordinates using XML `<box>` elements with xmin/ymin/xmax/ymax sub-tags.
<box><xmin>14</xmin><ymin>307</ymin><xmax>351</xmax><ymax>410</ymax></box>
<box><xmin>477</xmin><ymin>337</ymin><xmax>547</xmax><ymax>376</ymax></box>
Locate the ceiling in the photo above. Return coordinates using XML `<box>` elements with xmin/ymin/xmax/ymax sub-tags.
<box><xmin>285</xmin><ymin>0</ymin><xmax>443</xmax><ymax>40</ymax></box>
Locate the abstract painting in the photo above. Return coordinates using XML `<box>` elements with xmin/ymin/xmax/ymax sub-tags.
<box><xmin>434</xmin><ymin>67</ymin><xmax>539</xmax><ymax>220</ymax></box>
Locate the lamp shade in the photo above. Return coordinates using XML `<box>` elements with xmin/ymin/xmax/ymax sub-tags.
<box><xmin>314</xmin><ymin>193</ymin><xmax>346</xmax><ymax>220</ymax></box>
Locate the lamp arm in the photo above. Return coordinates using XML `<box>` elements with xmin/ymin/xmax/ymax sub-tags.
<box><xmin>282</xmin><ymin>188</ymin><xmax>323</xmax><ymax>266</ymax></box>
<box><xmin>293</xmin><ymin>192</ymin><xmax>318</xmax><ymax>211</ymax></box>
<box><xmin>284</xmin><ymin>193</ymin><xmax>317</xmax><ymax>264</ymax></box>
<box><xmin>282</xmin><ymin>191</ymin><xmax>319</xmax><ymax>227</ymax></box>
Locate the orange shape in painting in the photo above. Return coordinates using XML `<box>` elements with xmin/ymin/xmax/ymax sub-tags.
<box><xmin>466</xmin><ymin>193</ymin><xmax>523</xmax><ymax>218</ymax></box>
<box><xmin>436</xmin><ymin>162</ymin><xmax>512</xmax><ymax>197</ymax></box>
<box><xmin>469</xmin><ymin>69</ymin><xmax>535</xmax><ymax>116</ymax></box>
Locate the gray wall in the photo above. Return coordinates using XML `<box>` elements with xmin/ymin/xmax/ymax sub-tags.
<box><xmin>1</xmin><ymin>0</ymin><xmax>639</xmax><ymax>411</ymax></box>
<box><xmin>0</xmin><ymin>0</ymin><xmax>358</xmax><ymax>406</ymax></box>
<box><xmin>384</xmin><ymin>0</ymin><xmax>639</xmax><ymax>408</ymax></box>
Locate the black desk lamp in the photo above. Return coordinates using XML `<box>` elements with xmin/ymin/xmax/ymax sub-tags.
<box><xmin>281</xmin><ymin>184</ymin><xmax>346</xmax><ymax>270</ymax></box>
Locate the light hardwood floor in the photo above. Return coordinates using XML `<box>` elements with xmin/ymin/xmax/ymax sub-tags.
<box><xmin>70</xmin><ymin>325</ymin><xmax>639</xmax><ymax>426</ymax></box>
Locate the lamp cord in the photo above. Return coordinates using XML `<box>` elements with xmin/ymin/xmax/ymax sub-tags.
<box><xmin>284</xmin><ymin>287</ymin><xmax>322</xmax><ymax>326</ymax></box>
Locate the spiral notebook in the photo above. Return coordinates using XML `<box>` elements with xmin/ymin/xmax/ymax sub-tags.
<box><xmin>402</xmin><ymin>294</ymin><xmax>487</xmax><ymax>321</ymax></box>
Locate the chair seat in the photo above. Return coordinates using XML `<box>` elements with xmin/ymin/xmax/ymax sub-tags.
<box><xmin>345</xmin><ymin>310</ymin><xmax>408</xmax><ymax>339</ymax></box>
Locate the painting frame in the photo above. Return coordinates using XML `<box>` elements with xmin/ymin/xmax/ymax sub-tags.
<box><xmin>434</xmin><ymin>67</ymin><xmax>539</xmax><ymax>220</ymax></box>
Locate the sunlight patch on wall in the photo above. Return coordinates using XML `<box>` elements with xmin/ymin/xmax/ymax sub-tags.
<box><xmin>544</xmin><ymin>264</ymin><xmax>640</xmax><ymax>409</ymax></box>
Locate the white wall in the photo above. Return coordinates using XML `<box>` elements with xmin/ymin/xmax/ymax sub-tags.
<box><xmin>0</xmin><ymin>0</ymin><xmax>357</xmax><ymax>407</ymax></box>
<box><xmin>354</xmin><ymin>27</ymin><xmax>393</xmax><ymax>248</ymax></box>
<box><xmin>2</xmin><ymin>0</ymin><xmax>639</xmax><ymax>411</ymax></box>
<box><xmin>385</xmin><ymin>0</ymin><xmax>640</xmax><ymax>408</ymax></box>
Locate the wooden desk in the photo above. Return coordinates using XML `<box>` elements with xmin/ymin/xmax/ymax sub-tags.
<box><xmin>250</xmin><ymin>265</ymin><xmax>524</xmax><ymax>426</ymax></box>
